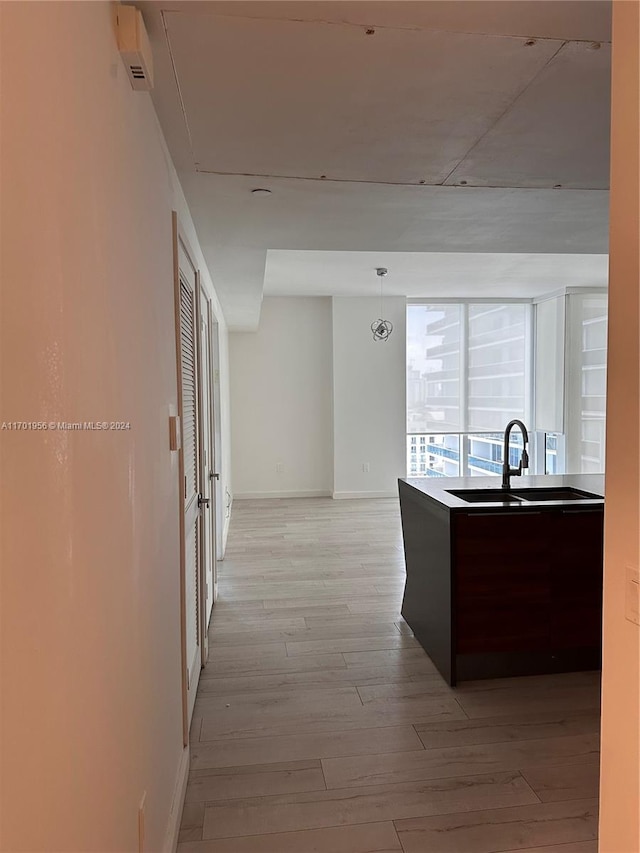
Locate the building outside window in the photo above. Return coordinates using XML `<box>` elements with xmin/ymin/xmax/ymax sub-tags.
<box><xmin>407</xmin><ymin>302</ymin><xmax>531</xmax><ymax>478</ymax></box>
<box><xmin>407</xmin><ymin>297</ymin><xmax>608</xmax><ymax>478</ymax></box>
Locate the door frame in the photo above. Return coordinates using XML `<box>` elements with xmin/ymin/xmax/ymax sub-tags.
<box><xmin>210</xmin><ymin>317</ymin><xmax>224</xmax><ymax>567</ymax></box>
<box><xmin>172</xmin><ymin>212</ymin><xmax>205</xmax><ymax>746</ymax></box>
<box><xmin>197</xmin><ymin>283</ymin><xmax>218</xmax><ymax>664</ymax></box>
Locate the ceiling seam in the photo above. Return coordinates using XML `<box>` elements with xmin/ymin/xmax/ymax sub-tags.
<box><xmin>194</xmin><ymin>168</ymin><xmax>608</xmax><ymax>192</ymax></box>
<box><xmin>161</xmin><ymin>9</ymin><xmax>198</xmax><ymax>169</ymax></box>
<box><xmin>162</xmin><ymin>10</ymin><xmax>611</xmax><ymax>44</ymax></box>
<box><xmin>439</xmin><ymin>39</ymin><xmax>570</xmax><ymax>186</ymax></box>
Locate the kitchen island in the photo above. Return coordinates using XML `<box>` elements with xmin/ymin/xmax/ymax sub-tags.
<box><xmin>398</xmin><ymin>474</ymin><xmax>604</xmax><ymax>686</ymax></box>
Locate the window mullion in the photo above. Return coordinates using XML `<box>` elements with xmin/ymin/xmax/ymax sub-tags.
<box><xmin>525</xmin><ymin>302</ymin><xmax>534</xmax><ymax>430</ymax></box>
<box><xmin>461</xmin><ymin>304</ymin><xmax>468</xmax><ymax>434</ymax></box>
<box><xmin>460</xmin><ymin>305</ymin><xmax>469</xmax><ymax>475</ymax></box>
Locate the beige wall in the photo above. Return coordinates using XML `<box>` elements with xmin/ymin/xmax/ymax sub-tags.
<box><xmin>332</xmin><ymin>297</ymin><xmax>407</xmax><ymax>498</ymax></box>
<box><xmin>229</xmin><ymin>295</ymin><xmax>407</xmax><ymax>500</ymax></box>
<box><xmin>599</xmin><ymin>2</ymin><xmax>640</xmax><ymax>850</ymax></box>
<box><xmin>0</xmin><ymin>3</ymin><xmax>229</xmax><ymax>850</ymax></box>
<box><xmin>230</xmin><ymin>297</ymin><xmax>333</xmax><ymax>498</ymax></box>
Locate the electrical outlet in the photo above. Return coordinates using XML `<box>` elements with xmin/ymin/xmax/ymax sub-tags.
<box><xmin>362</xmin><ymin>462</ymin><xmax>370</xmax><ymax>473</ymax></box>
<box><xmin>138</xmin><ymin>792</ymin><xmax>146</xmax><ymax>853</ymax></box>
<box><xmin>276</xmin><ymin>462</ymin><xmax>284</xmax><ymax>474</ymax></box>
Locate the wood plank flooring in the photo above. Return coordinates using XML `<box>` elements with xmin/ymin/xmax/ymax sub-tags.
<box><xmin>178</xmin><ymin>498</ymin><xmax>601</xmax><ymax>852</ymax></box>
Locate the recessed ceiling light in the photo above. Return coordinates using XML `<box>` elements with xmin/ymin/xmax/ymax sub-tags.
<box><xmin>251</xmin><ymin>188</ymin><xmax>272</xmax><ymax>196</ymax></box>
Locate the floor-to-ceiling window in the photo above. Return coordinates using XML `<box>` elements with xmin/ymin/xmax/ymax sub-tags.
<box><xmin>407</xmin><ymin>302</ymin><xmax>531</xmax><ymax>478</ymax></box>
<box><xmin>407</xmin><ymin>295</ymin><xmax>608</xmax><ymax>479</ymax></box>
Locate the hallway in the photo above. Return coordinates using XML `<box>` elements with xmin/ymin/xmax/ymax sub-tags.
<box><xmin>178</xmin><ymin>498</ymin><xmax>600</xmax><ymax>852</ymax></box>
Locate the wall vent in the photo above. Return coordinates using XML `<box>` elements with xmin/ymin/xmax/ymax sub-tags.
<box><xmin>117</xmin><ymin>4</ymin><xmax>153</xmax><ymax>91</ymax></box>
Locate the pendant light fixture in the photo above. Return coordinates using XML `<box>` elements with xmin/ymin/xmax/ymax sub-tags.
<box><xmin>371</xmin><ymin>267</ymin><xmax>393</xmax><ymax>342</ymax></box>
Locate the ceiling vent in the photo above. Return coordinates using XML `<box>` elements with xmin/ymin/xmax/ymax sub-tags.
<box><xmin>117</xmin><ymin>4</ymin><xmax>153</xmax><ymax>91</ymax></box>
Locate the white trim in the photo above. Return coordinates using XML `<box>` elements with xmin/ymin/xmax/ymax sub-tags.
<box><xmin>531</xmin><ymin>300</ymin><xmax>538</xmax><ymax>432</ymax></box>
<box><xmin>407</xmin><ymin>296</ymin><xmax>532</xmax><ymax>305</ymax></box>
<box><xmin>234</xmin><ymin>490</ymin><xmax>332</xmax><ymax>500</ymax></box>
<box><xmin>407</xmin><ymin>288</ymin><xmax>607</xmax><ymax>308</ymax></box>
<box><xmin>533</xmin><ymin>288</ymin><xmax>568</xmax><ymax>304</ymax></box>
<box><xmin>524</xmin><ymin>302</ymin><xmax>534</xmax><ymax>428</ymax></box>
<box><xmin>163</xmin><ymin>746</ymin><xmax>189</xmax><ymax>853</ymax></box>
<box><xmin>332</xmin><ymin>490</ymin><xmax>398</xmax><ymax>499</ymax></box>
<box><xmin>460</xmin><ymin>303</ymin><xmax>469</xmax><ymax>433</ymax></box>
<box><xmin>407</xmin><ymin>430</ymin><xmax>504</xmax><ymax>436</ymax></box>
<box><xmin>533</xmin><ymin>286</ymin><xmax>608</xmax><ymax>304</ymax></box>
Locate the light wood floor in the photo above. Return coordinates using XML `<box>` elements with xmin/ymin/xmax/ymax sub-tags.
<box><xmin>178</xmin><ymin>498</ymin><xmax>600</xmax><ymax>852</ymax></box>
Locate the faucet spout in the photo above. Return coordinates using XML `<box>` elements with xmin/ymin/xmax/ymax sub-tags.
<box><xmin>502</xmin><ymin>420</ymin><xmax>530</xmax><ymax>489</ymax></box>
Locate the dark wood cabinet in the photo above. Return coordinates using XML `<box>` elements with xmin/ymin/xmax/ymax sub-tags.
<box><xmin>454</xmin><ymin>511</ymin><xmax>552</xmax><ymax>655</ymax></box>
<box><xmin>549</xmin><ymin>510</ymin><xmax>604</xmax><ymax>651</ymax></box>
<box><xmin>399</xmin><ymin>478</ymin><xmax>604</xmax><ymax>686</ymax></box>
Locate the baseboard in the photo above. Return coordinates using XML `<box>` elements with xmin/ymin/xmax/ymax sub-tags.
<box><xmin>232</xmin><ymin>490</ymin><xmax>397</xmax><ymax>500</ymax></box>
<box><xmin>233</xmin><ymin>490</ymin><xmax>332</xmax><ymax>500</ymax></box>
<box><xmin>163</xmin><ymin>745</ymin><xmax>190</xmax><ymax>853</ymax></box>
<box><xmin>332</xmin><ymin>490</ymin><xmax>398</xmax><ymax>499</ymax></box>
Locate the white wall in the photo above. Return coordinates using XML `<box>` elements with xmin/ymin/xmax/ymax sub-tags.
<box><xmin>230</xmin><ymin>297</ymin><xmax>333</xmax><ymax>498</ymax></box>
<box><xmin>332</xmin><ymin>297</ymin><xmax>407</xmax><ymax>498</ymax></box>
<box><xmin>599</xmin><ymin>2</ymin><xmax>640</xmax><ymax>849</ymax></box>
<box><xmin>534</xmin><ymin>295</ymin><xmax>566</xmax><ymax>433</ymax></box>
<box><xmin>0</xmin><ymin>4</ymin><xmax>230</xmax><ymax>851</ymax></box>
<box><xmin>230</xmin><ymin>296</ymin><xmax>406</xmax><ymax>500</ymax></box>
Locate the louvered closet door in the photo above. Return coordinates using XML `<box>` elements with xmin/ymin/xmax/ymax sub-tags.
<box><xmin>178</xmin><ymin>242</ymin><xmax>201</xmax><ymax>729</ymax></box>
<box><xmin>199</xmin><ymin>294</ymin><xmax>216</xmax><ymax>643</ymax></box>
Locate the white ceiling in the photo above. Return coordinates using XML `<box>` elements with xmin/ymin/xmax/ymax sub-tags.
<box><xmin>141</xmin><ymin>0</ymin><xmax>611</xmax><ymax>329</ymax></box>
<box><xmin>264</xmin><ymin>251</ymin><xmax>609</xmax><ymax>298</ymax></box>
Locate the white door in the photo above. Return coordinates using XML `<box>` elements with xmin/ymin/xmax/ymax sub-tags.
<box><xmin>199</xmin><ymin>290</ymin><xmax>217</xmax><ymax>645</ymax></box>
<box><xmin>175</xmin><ymin>231</ymin><xmax>202</xmax><ymax>735</ymax></box>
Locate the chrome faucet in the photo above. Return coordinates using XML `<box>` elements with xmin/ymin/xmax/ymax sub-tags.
<box><xmin>502</xmin><ymin>420</ymin><xmax>530</xmax><ymax>489</ymax></box>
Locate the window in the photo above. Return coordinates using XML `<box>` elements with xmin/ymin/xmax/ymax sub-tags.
<box><xmin>407</xmin><ymin>302</ymin><xmax>532</xmax><ymax>477</ymax></box>
<box><xmin>406</xmin><ymin>434</ymin><xmax>461</xmax><ymax>478</ymax></box>
<box><xmin>407</xmin><ymin>304</ymin><xmax>462</xmax><ymax>432</ymax></box>
<box><xmin>544</xmin><ymin>433</ymin><xmax>564</xmax><ymax>475</ymax></box>
<box><xmin>565</xmin><ymin>294</ymin><xmax>608</xmax><ymax>473</ymax></box>
<box><xmin>467</xmin><ymin>305</ymin><xmax>528</xmax><ymax>431</ymax></box>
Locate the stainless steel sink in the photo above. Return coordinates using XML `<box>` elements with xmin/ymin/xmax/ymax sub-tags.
<box><xmin>509</xmin><ymin>487</ymin><xmax>602</xmax><ymax>502</ymax></box>
<box><xmin>447</xmin><ymin>486</ymin><xmax>602</xmax><ymax>504</ymax></box>
<box><xmin>447</xmin><ymin>489</ymin><xmax>525</xmax><ymax>503</ymax></box>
